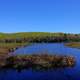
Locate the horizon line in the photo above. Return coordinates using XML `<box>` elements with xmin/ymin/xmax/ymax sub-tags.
<box><xmin>0</xmin><ymin>31</ymin><xmax>80</xmax><ymax>34</ymax></box>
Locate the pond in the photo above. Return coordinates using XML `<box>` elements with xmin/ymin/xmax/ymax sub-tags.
<box><xmin>0</xmin><ymin>43</ymin><xmax>80</xmax><ymax>80</ymax></box>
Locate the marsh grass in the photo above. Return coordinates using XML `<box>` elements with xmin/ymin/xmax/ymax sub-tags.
<box><xmin>0</xmin><ymin>43</ymin><xmax>30</xmax><ymax>49</ymax></box>
<box><xmin>65</xmin><ymin>42</ymin><xmax>80</xmax><ymax>48</ymax></box>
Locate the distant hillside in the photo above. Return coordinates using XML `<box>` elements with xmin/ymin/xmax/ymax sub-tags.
<box><xmin>0</xmin><ymin>32</ymin><xmax>80</xmax><ymax>42</ymax></box>
<box><xmin>0</xmin><ymin>32</ymin><xmax>65</xmax><ymax>38</ymax></box>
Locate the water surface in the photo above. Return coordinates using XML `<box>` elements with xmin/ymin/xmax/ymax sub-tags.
<box><xmin>0</xmin><ymin>43</ymin><xmax>80</xmax><ymax>80</ymax></box>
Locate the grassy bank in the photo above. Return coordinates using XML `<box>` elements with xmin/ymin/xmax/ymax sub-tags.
<box><xmin>65</xmin><ymin>42</ymin><xmax>80</xmax><ymax>49</ymax></box>
<box><xmin>0</xmin><ymin>43</ymin><xmax>30</xmax><ymax>49</ymax></box>
<box><xmin>0</xmin><ymin>42</ymin><xmax>31</xmax><ymax>66</ymax></box>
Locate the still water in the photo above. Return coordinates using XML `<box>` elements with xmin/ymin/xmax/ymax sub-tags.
<box><xmin>0</xmin><ymin>43</ymin><xmax>80</xmax><ymax>80</ymax></box>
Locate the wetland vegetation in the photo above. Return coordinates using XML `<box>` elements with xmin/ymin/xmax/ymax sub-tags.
<box><xmin>0</xmin><ymin>54</ymin><xmax>75</xmax><ymax>71</ymax></box>
<box><xmin>0</xmin><ymin>32</ymin><xmax>80</xmax><ymax>70</ymax></box>
<box><xmin>65</xmin><ymin>42</ymin><xmax>80</xmax><ymax>49</ymax></box>
<box><xmin>0</xmin><ymin>32</ymin><xmax>80</xmax><ymax>80</ymax></box>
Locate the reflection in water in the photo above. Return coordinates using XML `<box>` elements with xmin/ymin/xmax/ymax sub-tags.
<box><xmin>0</xmin><ymin>43</ymin><xmax>80</xmax><ymax>80</ymax></box>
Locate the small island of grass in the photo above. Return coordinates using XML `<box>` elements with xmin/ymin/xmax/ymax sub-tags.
<box><xmin>0</xmin><ymin>54</ymin><xmax>75</xmax><ymax>71</ymax></box>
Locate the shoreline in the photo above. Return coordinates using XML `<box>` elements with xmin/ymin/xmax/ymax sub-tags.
<box><xmin>65</xmin><ymin>42</ymin><xmax>80</xmax><ymax>49</ymax></box>
<box><xmin>0</xmin><ymin>43</ymin><xmax>31</xmax><ymax>66</ymax></box>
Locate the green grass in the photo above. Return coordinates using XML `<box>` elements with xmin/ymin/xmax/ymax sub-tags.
<box><xmin>0</xmin><ymin>32</ymin><xmax>65</xmax><ymax>39</ymax></box>
<box><xmin>0</xmin><ymin>42</ymin><xmax>30</xmax><ymax>49</ymax></box>
<box><xmin>0</xmin><ymin>32</ymin><xmax>80</xmax><ymax>42</ymax></box>
<box><xmin>65</xmin><ymin>42</ymin><xmax>80</xmax><ymax>48</ymax></box>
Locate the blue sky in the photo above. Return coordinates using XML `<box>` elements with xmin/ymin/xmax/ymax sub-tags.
<box><xmin>0</xmin><ymin>0</ymin><xmax>80</xmax><ymax>33</ymax></box>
